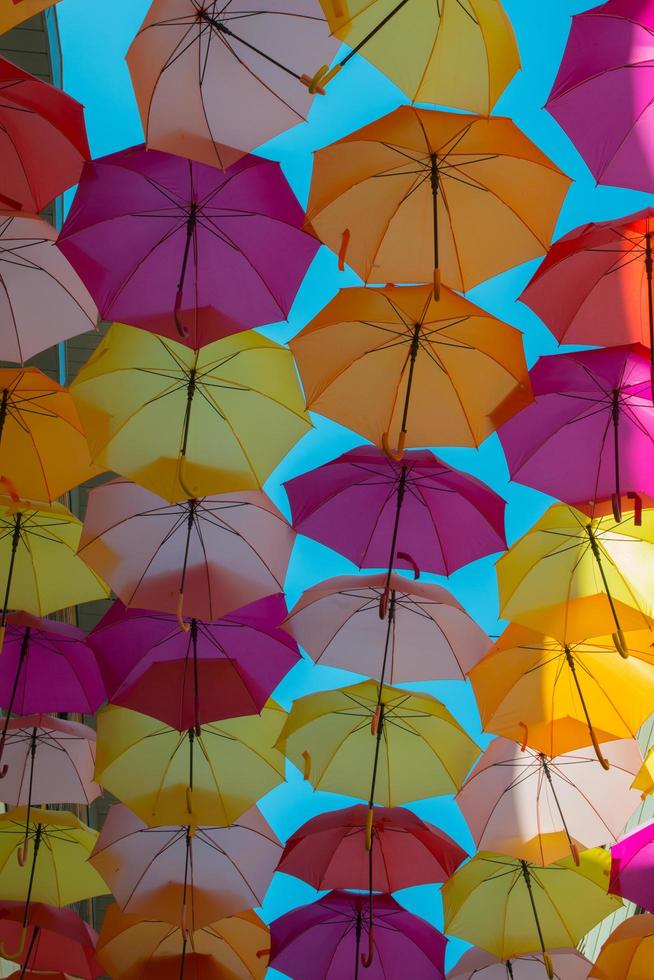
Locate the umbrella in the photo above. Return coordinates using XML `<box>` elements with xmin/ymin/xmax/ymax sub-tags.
<box><xmin>448</xmin><ymin>947</ymin><xmax>592</xmax><ymax>979</ymax></box>
<box><xmin>546</xmin><ymin>0</ymin><xmax>654</xmax><ymax>194</ymax></box>
<box><xmin>469</xmin><ymin>623</ymin><xmax>654</xmax><ymax>764</ymax></box>
<box><xmin>0</xmin><ymin>902</ymin><xmax>101</xmax><ymax>980</ymax></box>
<box><xmin>496</xmin><ymin>503</ymin><xmax>654</xmax><ymax>659</ymax></box>
<box><xmin>308</xmin><ymin>0</ymin><xmax>519</xmax><ymax>112</ymax></box>
<box><xmin>289</xmin><ymin>285</ymin><xmax>531</xmax><ymax>456</ymax></box>
<box><xmin>609</xmin><ymin>820</ymin><xmax>654</xmax><ymax>913</ymax></box>
<box><xmin>0</xmin><ymin>213</ymin><xmax>97</xmax><ymax>364</ymax></box>
<box><xmin>88</xmin><ymin>595</ymin><xmax>299</xmax><ymax>730</ymax></box>
<box><xmin>281</xmin><ymin>573</ymin><xmax>491</xmax><ymax>683</ymax></box>
<box><xmin>0</xmin><ymin>2</ymin><xmax>61</xmax><ymax>34</ymax></box>
<box><xmin>71</xmin><ymin>324</ymin><xmax>311</xmax><ymax>502</ymax></box>
<box><xmin>95</xmin><ymin>703</ymin><xmax>287</xmax><ymax>826</ymax></box>
<box><xmin>270</xmin><ymin>890</ymin><xmax>446</xmax><ymax>978</ymax></box>
<box><xmin>97</xmin><ymin>903</ymin><xmax>269</xmax><ymax>980</ymax></box>
<box><xmin>91</xmin><ymin>805</ymin><xmax>281</xmax><ymax>927</ymax></box>
<box><xmin>78</xmin><ymin>479</ymin><xmax>294</xmax><ymax>626</ymax></box>
<box><xmin>497</xmin><ymin>346</ymin><xmax>654</xmax><ymax>521</ymax></box>
<box><xmin>589</xmin><ymin>914</ymin><xmax>654</xmax><ymax>979</ymax></box>
<box><xmin>0</xmin><ymin>57</ymin><xmax>89</xmax><ymax>212</ymax></box>
<box><xmin>0</xmin><ymin>367</ymin><xmax>97</xmax><ymax>503</ymax></box>
<box><xmin>127</xmin><ymin>0</ymin><xmax>338</xmax><ymax>169</ymax></box>
<box><xmin>58</xmin><ymin>145</ymin><xmax>319</xmax><ymax>346</ymax></box>
<box><xmin>456</xmin><ymin>736</ymin><xmax>643</xmax><ymax>866</ymax></box>
<box><xmin>442</xmin><ymin>849</ymin><xmax>621</xmax><ymax>980</ymax></box>
<box><xmin>277</xmin><ymin>803</ymin><xmax>467</xmax><ymax>892</ymax></box>
<box><xmin>632</xmin><ymin>745</ymin><xmax>654</xmax><ymax>797</ymax></box>
<box><xmin>305</xmin><ymin>106</ymin><xmax>570</xmax><ymax>292</ymax></box>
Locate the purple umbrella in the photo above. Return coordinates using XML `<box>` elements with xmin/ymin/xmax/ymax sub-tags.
<box><xmin>546</xmin><ymin>0</ymin><xmax>654</xmax><ymax>194</ymax></box>
<box><xmin>497</xmin><ymin>345</ymin><xmax>653</xmax><ymax>520</ymax></box>
<box><xmin>57</xmin><ymin>144</ymin><xmax>319</xmax><ymax>348</ymax></box>
<box><xmin>609</xmin><ymin>819</ymin><xmax>654</xmax><ymax>912</ymax></box>
<box><xmin>88</xmin><ymin>594</ymin><xmax>300</xmax><ymax>731</ymax></box>
<box><xmin>269</xmin><ymin>890</ymin><xmax>447</xmax><ymax>979</ymax></box>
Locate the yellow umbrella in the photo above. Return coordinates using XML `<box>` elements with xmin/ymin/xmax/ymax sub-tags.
<box><xmin>442</xmin><ymin>849</ymin><xmax>621</xmax><ymax>980</ymax></box>
<box><xmin>95</xmin><ymin>702</ymin><xmax>287</xmax><ymax>827</ymax></box>
<box><xmin>589</xmin><ymin>914</ymin><xmax>654</xmax><ymax>979</ymax></box>
<box><xmin>0</xmin><ymin>1</ymin><xmax>59</xmax><ymax>34</ymax></box>
<box><xmin>496</xmin><ymin>504</ymin><xmax>654</xmax><ymax>658</ymax></box>
<box><xmin>309</xmin><ymin>0</ymin><xmax>520</xmax><ymax>114</ymax></box>
<box><xmin>632</xmin><ymin>745</ymin><xmax>654</xmax><ymax>798</ymax></box>
<box><xmin>70</xmin><ymin>323</ymin><xmax>312</xmax><ymax>503</ymax></box>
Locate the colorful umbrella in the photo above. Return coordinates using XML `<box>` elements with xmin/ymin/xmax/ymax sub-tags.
<box><xmin>281</xmin><ymin>573</ymin><xmax>490</xmax><ymax>683</ymax></box>
<box><xmin>58</xmin><ymin>145</ymin><xmax>319</xmax><ymax>346</ymax></box>
<box><xmin>0</xmin><ymin>213</ymin><xmax>97</xmax><ymax>364</ymax></box>
<box><xmin>289</xmin><ymin>286</ymin><xmax>531</xmax><ymax>456</ymax></box>
<box><xmin>306</xmin><ymin>106</ymin><xmax>570</xmax><ymax>291</ymax></box>
<box><xmin>609</xmin><ymin>820</ymin><xmax>654</xmax><ymax>913</ymax></box>
<box><xmin>309</xmin><ymin>0</ymin><xmax>519</xmax><ymax>111</ymax></box>
<box><xmin>127</xmin><ymin>0</ymin><xmax>338</xmax><ymax>169</ymax></box>
<box><xmin>469</xmin><ymin>624</ymin><xmax>654</xmax><ymax>764</ymax></box>
<box><xmin>546</xmin><ymin>0</ymin><xmax>654</xmax><ymax>194</ymax></box>
<box><xmin>78</xmin><ymin>480</ymin><xmax>294</xmax><ymax>626</ymax></box>
<box><xmin>448</xmin><ymin>947</ymin><xmax>592</xmax><ymax>979</ymax></box>
<box><xmin>91</xmin><ymin>805</ymin><xmax>281</xmax><ymax>926</ymax></box>
<box><xmin>71</xmin><ymin>324</ymin><xmax>310</xmax><ymax>502</ymax></box>
<box><xmin>632</xmin><ymin>745</ymin><xmax>654</xmax><ymax>797</ymax></box>
<box><xmin>97</xmin><ymin>904</ymin><xmax>269</xmax><ymax>980</ymax></box>
<box><xmin>95</xmin><ymin>703</ymin><xmax>287</xmax><ymax>826</ymax></box>
<box><xmin>456</xmin><ymin>736</ymin><xmax>643</xmax><ymax>866</ymax></box>
<box><xmin>497</xmin><ymin>346</ymin><xmax>654</xmax><ymax>521</ymax></box>
<box><xmin>589</xmin><ymin>914</ymin><xmax>654</xmax><ymax>979</ymax></box>
<box><xmin>0</xmin><ymin>57</ymin><xmax>89</xmax><ymax>212</ymax></box>
<box><xmin>88</xmin><ymin>595</ymin><xmax>299</xmax><ymax>730</ymax></box>
<box><xmin>270</xmin><ymin>890</ymin><xmax>446</xmax><ymax>978</ymax></box>
<box><xmin>277</xmin><ymin>803</ymin><xmax>466</xmax><ymax>892</ymax></box>
<box><xmin>442</xmin><ymin>849</ymin><xmax>621</xmax><ymax>980</ymax></box>
<box><xmin>0</xmin><ymin>902</ymin><xmax>101</xmax><ymax>980</ymax></box>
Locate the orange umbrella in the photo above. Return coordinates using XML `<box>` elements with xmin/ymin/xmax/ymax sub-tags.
<box><xmin>306</xmin><ymin>106</ymin><xmax>570</xmax><ymax>293</ymax></box>
<box><xmin>0</xmin><ymin>2</ymin><xmax>60</xmax><ymax>36</ymax></box>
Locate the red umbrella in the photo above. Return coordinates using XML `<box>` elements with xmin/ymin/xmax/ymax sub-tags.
<box><xmin>0</xmin><ymin>902</ymin><xmax>101</xmax><ymax>979</ymax></box>
<box><xmin>0</xmin><ymin>57</ymin><xmax>90</xmax><ymax>212</ymax></box>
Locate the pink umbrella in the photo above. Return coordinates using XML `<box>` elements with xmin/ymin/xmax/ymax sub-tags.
<box><xmin>497</xmin><ymin>345</ymin><xmax>653</xmax><ymax>521</ymax></box>
<box><xmin>78</xmin><ymin>479</ymin><xmax>295</xmax><ymax>626</ymax></box>
<box><xmin>546</xmin><ymin>0</ymin><xmax>654</xmax><ymax>194</ymax></box>
<box><xmin>0</xmin><ymin>902</ymin><xmax>101</xmax><ymax>980</ymax></box>
<box><xmin>88</xmin><ymin>594</ymin><xmax>299</xmax><ymax>731</ymax></box>
<box><xmin>609</xmin><ymin>819</ymin><xmax>654</xmax><ymax>912</ymax></box>
<box><xmin>448</xmin><ymin>947</ymin><xmax>592</xmax><ymax>979</ymax></box>
<box><xmin>0</xmin><ymin>213</ymin><xmax>97</xmax><ymax>364</ymax></box>
<box><xmin>282</xmin><ymin>573</ymin><xmax>491</xmax><ymax>683</ymax></box>
<box><xmin>58</xmin><ymin>145</ymin><xmax>319</xmax><ymax>347</ymax></box>
<box><xmin>457</xmin><ymin>737</ymin><xmax>643</xmax><ymax>867</ymax></box>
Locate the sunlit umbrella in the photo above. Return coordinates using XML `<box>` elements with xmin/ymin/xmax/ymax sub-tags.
<box><xmin>632</xmin><ymin>745</ymin><xmax>654</xmax><ymax>797</ymax></box>
<box><xmin>448</xmin><ymin>947</ymin><xmax>592</xmax><ymax>980</ymax></box>
<box><xmin>0</xmin><ymin>902</ymin><xmax>101</xmax><ymax>980</ymax></box>
<box><xmin>609</xmin><ymin>820</ymin><xmax>654</xmax><ymax>914</ymax></box>
<box><xmin>589</xmin><ymin>914</ymin><xmax>654</xmax><ymax>979</ymax></box>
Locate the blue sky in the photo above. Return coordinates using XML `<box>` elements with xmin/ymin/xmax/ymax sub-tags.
<box><xmin>55</xmin><ymin>1</ymin><xmax>652</xmax><ymax>972</ymax></box>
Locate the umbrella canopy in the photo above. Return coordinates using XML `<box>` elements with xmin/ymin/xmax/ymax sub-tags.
<box><xmin>546</xmin><ymin>0</ymin><xmax>654</xmax><ymax>194</ymax></box>
<box><xmin>469</xmin><ymin>623</ymin><xmax>654</xmax><ymax>760</ymax></box>
<box><xmin>0</xmin><ymin>213</ymin><xmax>97</xmax><ymax>364</ymax></box>
<box><xmin>282</xmin><ymin>573</ymin><xmax>491</xmax><ymax>682</ymax></box>
<box><xmin>457</xmin><ymin>736</ymin><xmax>643</xmax><ymax>866</ymax></box>
<box><xmin>71</xmin><ymin>324</ymin><xmax>310</xmax><ymax>502</ymax></box>
<box><xmin>448</xmin><ymin>947</ymin><xmax>592</xmax><ymax>979</ymax></box>
<box><xmin>442</xmin><ymin>850</ymin><xmax>621</xmax><ymax>978</ymax></box>
<box><xmin>0</xmin><ymin>902</ymin><xmax>101</xmax><ymax>980</ymax></box>
<box><xmin>632</xmin><ymin>745</ymin><xmax>654</xmax><ymax>797</ymax></box>
<box><xmin>270</xmin><ymin>890</ymin><xmax>447</xmax><ymax>979</ymax></box>
<box><xmin>91</xmin><ymin>805</ymin><xmax>281</xmax><ymax>926</ymax></box>
<box><xmin>497</xmin><ymin>346</ymin><xmax>654</xmax><ymax>518</ymax></box>
<box><xmin>0</xmin><ymin>367</ymin><xmax>97</xmax><ymax>503</ymax></box>
<box><xmin>88</xmin><ymin>595</ymin><xmax>299</xmax><ymax>730</ymax></box>
<box><xmin>97</xmin><ymin>904</ymin><xmax>269</xmax><ymax>980</ymax></box>
<box><xmin>277</xmin><ymin>803</ymin><xmax>467</xmax><ymax>892</ymax></box>
<box><xmin>306</xmin><ymin>106</ymin><xmax>570</xmax><ymax>291</ymax></box>
<box><xmin>78</xmin><ymin>480</ymin><xmax>294</xmax><ymax>624</ymax></box>
<box><xmin>313</xmin><ymin>0</ymin><xmax>519</xmax><ymax>111</ymax></box>
<box><xmin>290</xmin><ymin>286</ymin><xmax>531</xmax><ymax>454</ymax></box>
<box><xmin>95</xmin><ymin>703</ymin><xmax>287</xmax><ymax>826</ymax></box>
<box><xmin>609</xmin><ymin>820</ymin><xmax>654</xmax><ymax>913</ymax></box>
<box><xmin>0</xmin><ymin>57</ymin><xmax>89</xmax><ymax>212</ymax></box>
<box><xmin>58</xmin><ymin>145</ymin><xmax>319</xmax><ymax>347</ymax></box>
<box><xmin>590</xmin><ymin>914</ymin><xmax>654</xmax><ymax>979</ymax></box>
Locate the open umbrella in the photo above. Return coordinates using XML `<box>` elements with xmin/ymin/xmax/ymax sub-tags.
<box><xmin>0</xmin><ymin>57</ymin><xmax>89</xmax><ymax>212</ymax></box>
<box><xmin>88</xmin><ymin>595</ymin><xmax>299</xmax><ymax>730</ymax></box>
<box><xmin>306</xmin><ymin>106</ymin><xmax>570</xmax><ymax>291</ymax></box>
<box><xmin>59</xmin><ymin>145</ymin><xmax>319</xmax><ymax>346</ymax></box>
<box><xmin>497</xmin><ymin>346</ymin><xmax>654</xmax><ymax>521</ymax></box>
<box><xmin>78</xmin><ymin>479</ymin><xmax>294</xmax><ymax>626</ymax></box>
<box><xmin>71</xmin><ymin>324</ymin><xmax>310</xmax><ymax>502</ymax></box>
<box><xmin>448</xmin><ymin>947</ymin><xmax>592</xmax><ymax>979</ymax></box>
<box><xmin>609</xmin><ymin>820</ymin><xmax>654</xmax><ymax>913</ymax></box>
<box><xmin>0</xmin><ymin>903</ymin><xmax>101</xmax><ymax>980</ymax></box>
<box><xmin>632</xmin><ymin>745</ymin><xmax>654</xmax><ymax>797</ymax></box>
<box><xmin>290</xmin><ymin>286</ymin><xmax>531</xmax><ymax>456</ymax></box>
<box><xmin>590</xmin><ymin>914</ymin><xmax>654</xmax><ymax>979</ymax></box>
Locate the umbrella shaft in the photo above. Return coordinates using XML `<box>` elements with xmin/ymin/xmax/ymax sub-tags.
<box><xmin>521</xmin><ymin>862</ymin><xmax>548</xmax><ymax>958</ymax></box>
<box><xmin>191</xmin><ymin>619</ymin><xmax>200</xmax><ymax>732</ymax></box>
<box><xmin>383</xmin><ymin>467</ymin><xmax>407</xmax><ymax>595</ymax></box>
<box><xmin>23</xmin><ymin>825</ymin><xmax>42</xmax><ymax>926</ymax></box>
<box><xmin>1</xmin><ymin>628</ymin><xmax>30</xmax><ymax>749</ymax></box>
<box><xmin>585</xmin><ymin>527</ymin><xmax>621</xmax><ymax>631</ymax></box>
<box><xmin>339</xmin><ymin>0</ymin><xmax>414</xmax><ymax>66</ymax></box>
<box><xmin>506</xmin><ymin>963</ymin><xmax>514</xmax><ymax>980</ymax></box>
<box><xmin>541</xmin><ymin>759</ymin><xmax>575</xmax><ymax>854</ymax></box>
<box><xmin>368</xmin><ymin>704</ymin><xmax>384</xmax><ymax>808</ymax></box>
<box><xmin>354</xmin><ymin>912</ymin><xmax>362</xmax><ymax>980</ymax></box>
<box><xmin>646</xmin><ymin>233</ymin><xmax>654</xmax><ymax>355</ymax></box>
<box><xmin>612</xmin><ymin>390</ymin><xmax>620</xmax><ymax>503</ymax></box>
<box><xmin>19</xmin><ymin>926</ymin><xmax>38</xmax><ymax>978</ymax></box>
<box><xmin>179</xmin><ymin>934</ymin><xmax>188</xmax><ymax>980</ymax></box>
<box><xmin>2</xmin><ymin>513</ymin><xmax>22</xmax><ymax>625</ymax></box>
<box><xmin>377</xmin><ymin>591</ymin><xmax>396</xmax><ymax>692</ymax></box>
<box><xmin>431</xmin><ymin>155</ymin><xmax>439</xmax><ymax>270</ymax></box>
<box><xmin>0</xmin><ymin>389</ymin><xmax>8</xmax><ymax>445</ymax></box>
<box><xmin>400</xmin><ymin>324</ymin><xmax>421</xmax><ymax>433</ymax></box>
<box><xmin>199</xmin><ymin>14</ymin><xmax>303</xmax><ymax>82</ymax></box>
<box><xmin>179</xmin><ymin>500</ymin><xmax>197</xmax><ymax>596</ymax></box>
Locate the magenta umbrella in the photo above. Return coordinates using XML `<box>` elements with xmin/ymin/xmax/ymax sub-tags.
<box><xmin>609</xmin><ymin>819</ymin><xmax>654</xmax><ymax>912</ymax></box>
<box><xmin>57</xmin><ymin>144</ymin><xmax>319</xmax><ymax>348</ymax></box>
<box><xmin>270</xmin><ymin>890</ymin><xmax>447</xmax><ymax>978</ymax></box>
<box><xmin>88</xmin><ymin>594</ymin><xmax>299</xmax><ymax>731</ymax></box>
<box><xmin>546</xmin><ymin>0</ymin><xmax>654</xmax><ymax>194</ymax></box>
<box><xmin>497</xmin><ymin>345</ymin><xmax>653</xmax><ymax>521</ymax></box>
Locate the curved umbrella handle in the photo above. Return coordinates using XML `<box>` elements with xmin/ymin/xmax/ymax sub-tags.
<box><xmin>0</xmin><ymin>765</ymin><xmax>8</xmax><ymax>780</ymax></box>
<box><xmin>0</xmin><ymin>925</ymin><xmax>26</xmax><ymax>960</ymax></box>
<box><xmin>588</xmin><ymin>726</ymin><xmax>611</xmax><ymax>771</ymax></box>
<box><xmin>543</xmin><ymin>951</ymin><xmax>554</xmax><ymax>979</ymax></box>
<box><xmin>173</xmin><ymin>289</ymin><xmax>190</xmax><ymax>339</ymax></box>
<box><xmin>518</xmin><ymin>722</ymin><xmax>529</xmax><ymax>753</ymax></box>
<box><xmin>17</xmin><ymin>839</ymin><xmax>29</xmax><ymax>867</ymax></box>
<box><xmin>0</xmin><ymin>476</ymin><xmax>19</xmax><ymax>502</ymax></box>
<box><xmin>176</xmin><ymin>594</ymin><xmax>190</xmax><ymax>634</ymax></box>
<box><xmin>300</xmin><ymin>65</ymin><xmax>331</xmax><ymax>94</ymax></box>
<box><xmin>256</xmin><ymin>948</ymin><xmax>271</xmax><ymax>960</ymax></box>
<box><xmin>378</xmin><ymin>589</ymin><xmax>389</xmax><ymax>620</ymax></box>
<box><xmin>177</xmin><ymin>458</ymin><xmax>197</xmax><ymax>504</ymax></box>
<box><xmin>611</xmin><ymin>493</ymin><xmax>622</xmax><ymax>523</ymax></box>
<box><xmin>612</xmin><ymin>629</ymin><xmax>629</xmax><ymax>659</ymax></box>
<box><xmin>337</xmin><ymin>228</ymin><xmax>351</xmax><ymax>272</ymax></box>
<box><xmin>381</xmin><ymin>429</ymin><xmax>406</xmax><ymax>462</ymax></box>
<box><xmin>365</xmin><ymin>807</ymin><xmax>374</xmax><ymax>851</ymax></box>
<box><xmin>302</xmin><ymin>751</ymin><xmax>312</xmax><ymax>781</ymax></box>
<box><xmin>397</xmin><ymin>551</ymin><xmax>420</xmax><ymax>579</ymax></box>
<box><xmin>370</xmin><ymin>705</ymin><xmax>382</xmax><ymax>736</ymax></box>
<box><xmin>628</xmin><ymin>492</ymin><xmax>643</xmax><ymax>525</ymax></box>
<box><xmin>361</xmin><ymin>923</ymin><xmax>374</xmax><ymax>968</ymax></box>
